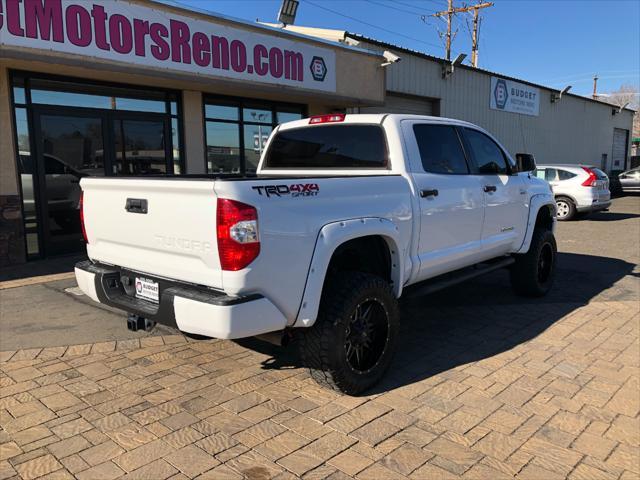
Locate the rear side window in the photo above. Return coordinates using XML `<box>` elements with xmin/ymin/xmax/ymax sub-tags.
<box><xmin>463</xmin><ymin>128</ymin><xmax>509</xmax><ymax>175</ymax></box>
<box><xmin>592</xmin><ymin>168</ymin><xmax>608</xmax><ymax>179</ymax></box>
<box><xmin>413</xmin><ymin>124</ymin><xmax>469</xmax><ymax>174</ymax></box>
<box><xmin>558</xmin><ymin>169</ymin><xmax>577</xmax><ymax>180</ymax></box>
<box><xmin>264</xmin><ymin>125</ymin><xmax>387</xmax><ymax>169</ymax></box>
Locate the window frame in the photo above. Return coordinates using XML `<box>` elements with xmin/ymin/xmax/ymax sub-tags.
<box><xmin>460</xmin><ymin>127</ymin><xmax>514</xmax><ymax>176</ymax></box>
<box><xmin>202</xmin><ymin>94</ymin><xmax>305</xmax><ymax>175</ymax></box>
<box><xmin>412</xmin><ymin>123</ymin><xmax>472</xmax><ymax>175</ymax></box>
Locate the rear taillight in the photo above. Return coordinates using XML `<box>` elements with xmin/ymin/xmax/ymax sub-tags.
<box><xmin>216</xmin><ymin>198</ymin><xmax>260</xmax><ymax>271</ymax></box>
<box><xmin>309</xmin><ymin>113</ymin><xmax>345</xmax><ymax>124</ymax></box>
<box><xmin>581</xmin><ymin>167</ymin><xmax>597</xmax><ymax>187</ymax></box>
<box><xmin>79</xmin><ymin>191</ymin><xmax>88</xmax><ymax>243</ymax></box>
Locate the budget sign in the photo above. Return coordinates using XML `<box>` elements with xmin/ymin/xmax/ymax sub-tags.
<box><xmin>490</xmin><ymin>76</ymin><xmax>540</xmax><ymax>117</ymax></box>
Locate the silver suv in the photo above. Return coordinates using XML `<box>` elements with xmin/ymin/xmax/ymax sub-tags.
<box><xmin>535</xmin><ymin>164</ymin><xmax>611</xmax><ymax>220</ymax></box>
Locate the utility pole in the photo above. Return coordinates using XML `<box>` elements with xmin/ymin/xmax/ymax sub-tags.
<box><xmin>432</xmin><ymin>1</ymin><xmax>493</xmax><ymax>64</ymax></box>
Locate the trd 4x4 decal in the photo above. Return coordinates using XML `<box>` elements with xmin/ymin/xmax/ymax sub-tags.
<box><xmin>252</xmin><ymin>183</ymin><xmax>319</xmax><ymax>198</ymax></box>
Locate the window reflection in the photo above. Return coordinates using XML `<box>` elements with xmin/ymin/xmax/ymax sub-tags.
<box><xmin>243</xmin><ymin>124</ymin><xmax>272</xmax><ymax>172</ymax></box>
<box><xmin>276</xmin><ymin>111</ymin><xmax>303</xmax><ymax>124</ymax></box>
<box><xmin>204</xmin><ymin>99</ymin><xmax>303</xmax><ymax>175</ymax></box>
<box><xmin>244</xmin><ymin>107</ymin><xmax>272</xmax><ymax>124</ymax></box>
<box><xmin>114</xmin><ymin>120</ymin><xmax>166</xmax><ymax>175</ymax></box>
<box><xmin>205</xmin><ymin>104</ymin><xmax>238</xmax><ymax>121</ymax></box>
<box><xmin>206</xmin><ymin>122</ymin><xmax>241</xmax><ymax>173</ymax></box>
<box><xmin>13</xmin><ymin>87</ymin><xmax>26</xmax><ymax>105</ymax></box>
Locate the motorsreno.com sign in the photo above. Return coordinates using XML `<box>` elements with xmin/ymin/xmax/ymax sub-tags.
<box><xmin>0</xmin><ymin>0</ymin><xmax>337</xmax><ymax>92</ymax></box>
<box><xmin>490</xmin><ymin>76</ymin><xmax>540</xmax><ymax>117</ymax></box>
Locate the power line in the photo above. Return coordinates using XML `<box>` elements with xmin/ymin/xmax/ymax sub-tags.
<box><xmin>364</xmin><ymin>0</ymin><xmax>429</xmax><ymax>16</ymax></box>
<box><xmin>431</xmin><ymin>1</ymin><xmax>493</xmax><ymax>63</ymax></box>
<box><xmin>305</xmin><ymin>0</ymin><xmax>446</xmax><ymax>51</ymax></box>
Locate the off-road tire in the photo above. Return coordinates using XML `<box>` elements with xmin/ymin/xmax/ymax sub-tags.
<box><xmin>555</xmin><ymin>196</ymin><xmax>576</xmax><ymax>221</ymax></box>
<box><xmin>298</xmin><ymin>272</ymin><xmax>399</xmax><ymax>395</ymax></box>
<box><xmin>510</xmin><ymin>228</ymin><xmax>557</xmax><ymax>297</ymax></box>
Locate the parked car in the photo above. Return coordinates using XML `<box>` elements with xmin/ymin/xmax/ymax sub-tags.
<box><xmin>618</xmin><ymin>167</ymin><xmax>640</xmax><ymax>194</ymax></box>
<box><xmin>75</xmin><ymin>114</ymin><xmax>557</xmax><ymax>394</ymax></box>
<box><xmin>535</xmin><ymin>164</ymin><xmax>611</xmax><ymax>220</ymax></box>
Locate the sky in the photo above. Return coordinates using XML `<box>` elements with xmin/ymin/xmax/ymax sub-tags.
<box><xmin>172</xmin><ymin>0</ymin><xmax>640</xmax><ymax>100</ymax></box>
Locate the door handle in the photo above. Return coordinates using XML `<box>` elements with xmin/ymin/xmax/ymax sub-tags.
<box><xmin>420</xmin><ymin>189</ymin><xmax>439</xmax><ymax>198</ymax></box>
<box><xmin>483</xmin><ymin>185</ymin><xmax>497</xmax><ymax>193</ymax></box>
<box><xmin>125</xmin><ymin>198</ymin><xmax>148</xmax><ymax>214</ymax></box>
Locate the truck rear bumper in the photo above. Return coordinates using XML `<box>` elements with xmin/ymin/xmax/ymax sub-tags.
<box><xmin>74</xmin><ymin>261</ymin><xmax>287</xmax><ymax>339</ymax></box>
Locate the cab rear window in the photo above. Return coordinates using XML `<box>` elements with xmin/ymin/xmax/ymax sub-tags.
<box><xmin>263</xmin><ymin>125</ymin><xmax>388</xmax><ymax>169</ymax></box>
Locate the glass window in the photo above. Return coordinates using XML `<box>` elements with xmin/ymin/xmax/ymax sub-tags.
<box><xmin>13</xmin><ymin>87</ymin><xmax>26</xmax><ymax>105</ymax></box>
<box><xmin>277</xmin><ymin>111</ymin><xmax>303</xmax><ymax>124</ymax></box>
<box><xmin>115</xmin><ymin>97</ymin><xmax>166</xmax><ymax>113</ymax></box>
<box><xmin>31</xmin><ymin>89</ymin><xmax>113</xmax><ymax>109</ymax></box>
<box><xmin>171</xmin><ymin>118</ymin><xmax>181</xmax><ymax>174</ymax></box>
<box><xmin>534</xmin><ymin>168</ymin><xmax>545</xmax><ymax>179</ymax></box>
<box><xmin>464</xmin><ymin>129</ymin><xmax>509</xmax><ymax>175</ymax></box>
<box><xmin>206</xmin><ymin>122</ymin><xmax>241</xmax><ymax>173</ymax></box>
<box><xmin>243</xmin><ymin>124</ymin><xmax>272</xmax><ymax>172</ymax></box>
<box><xmin>545</xmin><ymin>168</ymin><xmax>559</xmax><ymax>182</ymax></box>
<box><xmin>114</xmin><ymin>120</ymin><xmax>166</xmax><ymax>175</ymax></box>
<box><xmin>205</xmin><ymin>104</ymin><xmax>239</xmax><ymax>121</ymax></box>
<box><xmin>264</xmin><ymin>125</ymin><xmax>387</xmax><ymax>169</ymax></box>
<box><xmin>413</xmin><ymin>124</ymin><xmax>469</xmax><ymax>174</ymax></box>
<box><xmin>204</xmin><ymin>97</ymin><xmax>303</xmax><ymax>174</ymax></box>
<box><xmin>558</xmin><ymin>169</ymin><xmax>577</xmax><ymax>181</ymax></box>
<box><xmin>15</xmin><ymin>108</ymin><xmax>31</xmax><ymax>155</ymax></box>
<box><xmin>243</xmin><ymin>106</ymin><xmax>272</xmax><ymax>124</ymax></box>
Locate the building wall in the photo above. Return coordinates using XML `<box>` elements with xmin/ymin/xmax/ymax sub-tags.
<box><xmin>362</xmin><ymin>41</ymin><xmax>635</xmax><ymax>170</ymax></box>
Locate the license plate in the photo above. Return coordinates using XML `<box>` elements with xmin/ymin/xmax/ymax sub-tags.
<box><xmin>135</xmin><ymin>277</ymin><xmax>159</xmax><ymax>303</ymax></box>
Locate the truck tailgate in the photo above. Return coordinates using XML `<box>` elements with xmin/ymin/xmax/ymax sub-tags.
<box><xmin>81</xmin><ymin>177</ymin><xmax>222</xmax><ymax>289</ymax></box>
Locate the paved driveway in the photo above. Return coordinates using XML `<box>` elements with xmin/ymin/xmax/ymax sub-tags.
<box><xmin>0</xmin><ymin>196</ymin><xmax>638</xmax><ymax>479</ymax></box>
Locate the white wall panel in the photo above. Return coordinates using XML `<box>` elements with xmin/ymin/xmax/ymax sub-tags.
<box><xmin>360</xmin><ymin>41</ymin><xmax>635</xmax><ymax>171</ymax></box>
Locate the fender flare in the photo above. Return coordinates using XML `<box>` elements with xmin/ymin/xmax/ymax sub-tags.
<box><xmin>293</xmin><ymin>217</ymin><xmax>405</xmax><ymax>328</ymax></box>
<box><xmin>517</xmin><ymin>193</ymin><xmax>556</xmax><ymax>254</ymax></box>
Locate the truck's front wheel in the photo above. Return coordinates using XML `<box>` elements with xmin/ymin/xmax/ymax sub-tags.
<box><xmin>510</xmin><ymin>228</ymin><xmax>557</xmax><ymax>297</ymax></box>
<box><xmin>299</xmin><ymin>272</ymin><xmax>399</xmax><ymax>395</ymax></box>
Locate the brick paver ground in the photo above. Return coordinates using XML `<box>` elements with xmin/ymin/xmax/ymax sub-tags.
<box><xmin>1</xmin><ymin>197</ymin><xmax>638</xmax><ymax>479</ymax></box>
<box><xmin>0</xmin><ymin>297</ymin><xmax>637</xmax><ymax>479</ymax></box>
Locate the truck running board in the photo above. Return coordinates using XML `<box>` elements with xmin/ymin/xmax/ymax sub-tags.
<box><xmin>403</xmin><ymin>256</ymin><xmax>515</xmax><ymax>299</ymax></box>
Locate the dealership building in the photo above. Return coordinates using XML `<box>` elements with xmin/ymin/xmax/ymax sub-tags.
<box><xmin>0</xmin><ymin>0</ymin><xmax>635</xmax><ymax>267</ymax></box>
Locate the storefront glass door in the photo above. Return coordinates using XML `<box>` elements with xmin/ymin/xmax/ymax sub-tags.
<box><xmin>33</xmin><ymin>111</ymin><xmax>173</xmax><ymax>256</ymax></box>
<box><xmin>35</xmin><ymin>112</ymin><xmax>107</xmax><ymax>256</ymax></box>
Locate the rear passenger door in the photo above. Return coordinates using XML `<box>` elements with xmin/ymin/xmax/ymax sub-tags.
<box><xmin>403</xmin><ymin>121</ymin><xmax>485</xmax><ymax>281</ymax></box>
<box><xmin>461</xmin><ymin>128</ymin><xmax>528</xmax><ymax>255</ymax></box>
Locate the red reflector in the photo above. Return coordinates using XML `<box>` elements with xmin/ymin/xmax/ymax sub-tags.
<box><xmin>581</xmin><ymin>167</ymin><xmax>597</xmax><ymax>187</ymax></box>
<box><xmin>79</xmin><ymin>191</ymin><xmax>88</xmax><ymax>243</ymax></box>
<box><xmin>309</xmin><ymin>113</ymin><xmax>346</xmax><ymax>124</ymax></box>
<box><xmin>217</xmin><ymin>198</ymin><xmax>260</xmax><ymax>271</ymax></box>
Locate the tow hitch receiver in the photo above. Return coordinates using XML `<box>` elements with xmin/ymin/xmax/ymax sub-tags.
<box><xmin>127</xmin><ymin>313</ymin><xmax>156</xmax><ymax>332</ymax></box>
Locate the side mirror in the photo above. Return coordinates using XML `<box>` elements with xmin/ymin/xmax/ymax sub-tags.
<box><xmin>515</xmin><ymin>153</ymin><xmax>536</xmax><ymax>172</ymax></box>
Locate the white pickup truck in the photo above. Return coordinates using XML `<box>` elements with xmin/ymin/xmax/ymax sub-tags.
<box><xmin>75</xmin><ymin>114</ymin><xmax>556</xmax><ymax>394</ymax></box>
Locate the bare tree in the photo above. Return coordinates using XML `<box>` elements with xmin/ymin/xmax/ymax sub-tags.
<box><xmin>604</xmin><ymin>84</ymin><xmax>639</xmax><ymax>109</ymax></box>
<box><xmin>601</xmin><ymin>85</ymin><xmax>639</xmax><ymax>146</ymax></box>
